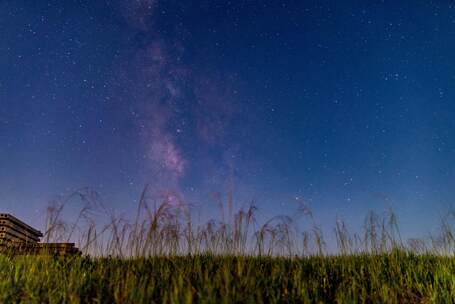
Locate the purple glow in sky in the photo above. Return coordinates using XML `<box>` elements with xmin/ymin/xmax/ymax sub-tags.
<box><xmin>1</xmin><ymin>0</ymin><xmax>455</xmax><ymax>242</ymax></box>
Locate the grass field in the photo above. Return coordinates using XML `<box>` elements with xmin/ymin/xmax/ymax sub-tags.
<box><xmin>2</xmin><ymin>188</ymin><xmax>455</xmax><ymax>303</ymax></box>
<box><xmin>1</xmin><ymin>252</ymin><xmax>455</xmax><ymax>303</ymax></box>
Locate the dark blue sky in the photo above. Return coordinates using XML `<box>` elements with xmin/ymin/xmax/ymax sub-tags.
<box><xmin>1</xmin><ymin>0</ymin><xmax>454</xmax><ymax>238</ymax></box>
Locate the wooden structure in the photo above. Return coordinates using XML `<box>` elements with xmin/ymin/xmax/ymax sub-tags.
<box><xmin>0</xmin><ymin>213</ymin><xmax>43</xmax><ymax>243</ymax></box>
<box><xmin>0</xmin><ymin>213</ymin><xmax>81</xmax><ymax>255</ymax></box>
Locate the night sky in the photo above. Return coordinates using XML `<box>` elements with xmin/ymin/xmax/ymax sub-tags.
<box><xmin>1</xmin><ymin>1</ymin><xmax>455</xmax><ymax>239</ymax></box>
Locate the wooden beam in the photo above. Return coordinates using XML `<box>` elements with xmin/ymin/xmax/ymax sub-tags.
<box><xmin>0</xmin><ymin>223</ymin><xmax>40</xmax><ymax>242</ymax></box>
<box><xmin>0</xmin><ymin>214</ymin><xmax>43</xmax><ymax>237</ymax></box>
<box><xmin>0</xmin><ymin>227</ymin><xmax>39</xmax><ymax>243</ymax></box>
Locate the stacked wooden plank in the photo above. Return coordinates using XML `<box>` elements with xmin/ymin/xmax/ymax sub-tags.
<box><xmin>0</xmin><ymin>213</ymin><xmax>81</xmax><ymax>255</ymax></box>
<box><xmin>0</xmin><ymin>213</ymin><xmax>42</xmax><ymax>244</ymax></box>
<box><xmin>37</xmin><ymin>243</ymin><xmax>81</xmax><ymax>255</ymax></box>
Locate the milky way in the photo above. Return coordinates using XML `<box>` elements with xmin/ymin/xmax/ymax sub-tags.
<box><xmin>109</xmin><ymin>0</ymin><xmax>242</xmax><ymax>187</ymax></box>
<box><xmin>1</xmin><ymin>1</ymin><xmax>455</xmax><ymax>239</ymax></box>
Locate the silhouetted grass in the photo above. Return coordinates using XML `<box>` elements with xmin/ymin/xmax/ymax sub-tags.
<box><xmin>1</xmin><ymin>186</ymin><xmax>454</xmax><ymax>303</ymax></box>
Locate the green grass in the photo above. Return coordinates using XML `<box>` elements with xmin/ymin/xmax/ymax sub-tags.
<box><xmin>1</xmin><ymin>251</ymin><xmax>455</xmax><ymax>303</ymax></box>
<box><xmin>4</xmin><ymin>188</ymin><xmax>454</xmax><ymax>303</ymax></box>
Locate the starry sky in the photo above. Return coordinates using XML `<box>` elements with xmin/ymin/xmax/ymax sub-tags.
<box><xmin>1</xmin><ymin>1</ymin><xmax>455</xmax><ymax>238</ymax></box>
